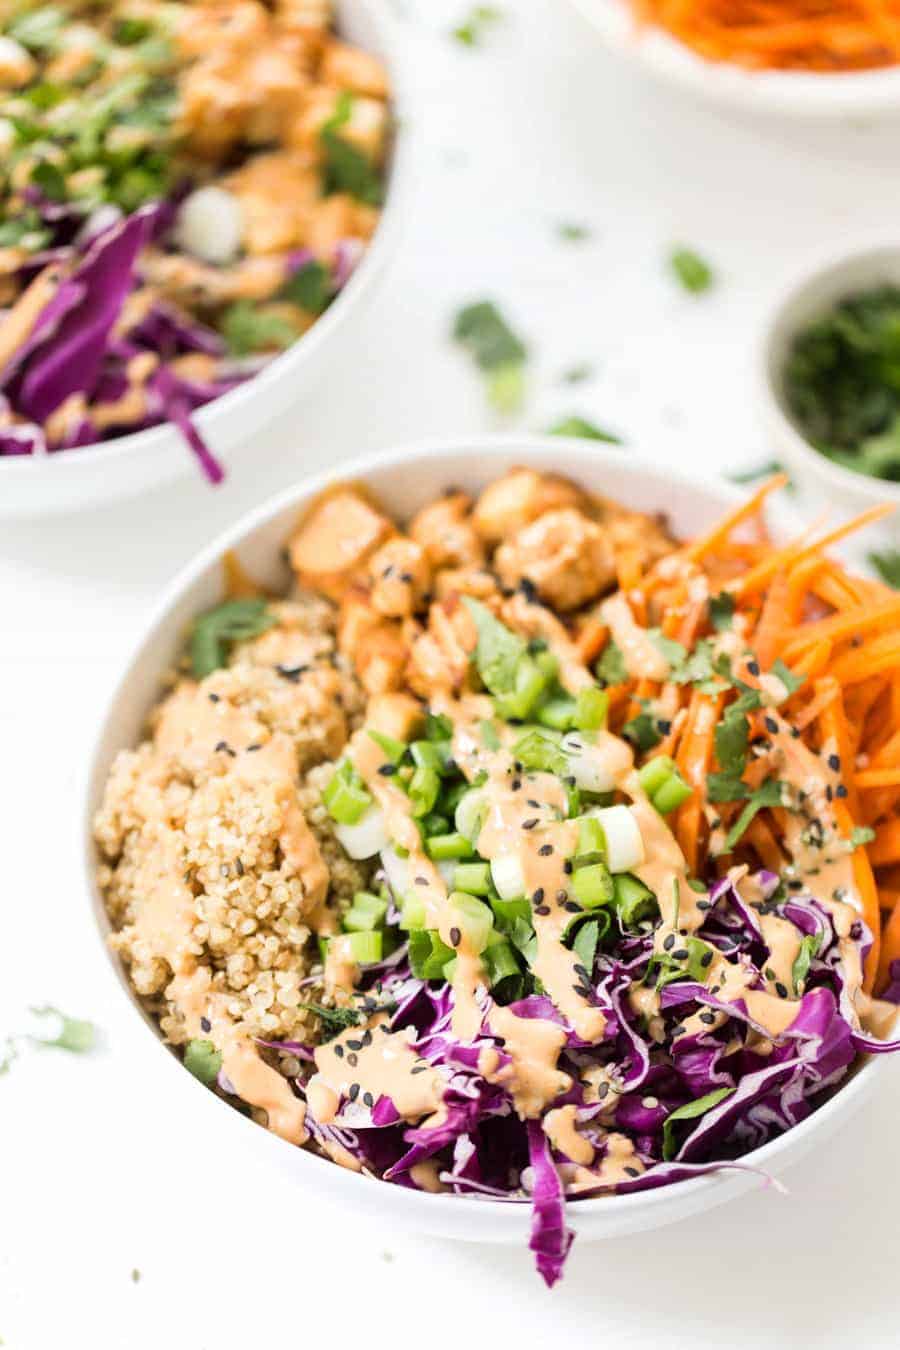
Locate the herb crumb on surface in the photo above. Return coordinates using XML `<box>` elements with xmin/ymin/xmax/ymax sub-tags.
<box><xmin>668</xmin><ymin>246</ymin><xmax>714</xmax><ymax>295</ymax></box>
<box><xmin>452</xmin><ymin>5</ymin><xmax>503</xmax><ymax>45</ymax></box>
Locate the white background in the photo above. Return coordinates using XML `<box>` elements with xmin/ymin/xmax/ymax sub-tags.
<box><xmin>2</xmin><ymin>1</ymin><xmax>900</xmax><ymax>1345</ymax></box>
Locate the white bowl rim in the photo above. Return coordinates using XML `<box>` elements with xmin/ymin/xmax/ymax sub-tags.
<box><xmin>569</xmin><ymin>0</ymin><xmax>900</xmax><ymax>116</ymax></box>
<box><xmin>0</xmin><ymin>0</ymin><xmax>411</xmax><ymax>481</ymax></box>
<box><xmin>79</xmin><ymin>433</ymin><xmax>897</xmax><ymax>1228</ymax></box>
<box><xmin>757</xmin><ymin>238</ymin><xmax>900</xmax><ymax>505</ymax></box>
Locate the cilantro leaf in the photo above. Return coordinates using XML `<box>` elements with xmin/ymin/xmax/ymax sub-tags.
<box><xmin>452</xmin><ymin>4</ymin><xmax>503</xmax><ymax>45</ymax></box>
<box><xmin>668</xmin><ymin>639</ymin><xmax>717</xmax><ymax>687</ymax></box>
<box><xmin>184</xmin><ymin>1038</ymin><xmax>222</xmax><ymax>1084</ymax></box>
<box><xmin>546</xmin><ymin>415</ymin><xmax>621</xmax><ymax>443</ymax></box>
<box><xmin>622</xmin><ymin>711</ymin><xmax>662</xmax><ymax>752</ymax></box>
<box><xmin>557</xmin><ymin>222</ymin><xmax>592</xmax><ymax>242</ymax></box>
<box><xmin>650</xmin><ymin>629</ymin><xmax>687</xmax><ymax>668</ymax></box>
<box><xmin>222</xmin><ymin>301</ymin><xmax>300</xmax><ymax>356</ymax></box>
<box><xmin>453</xmin><ymin>300</ymin><xmax>527</xmax><ymax>371</ymax></box>
<box><xmin>190</xmin><ymin>598</ymin><xmax>277</xmax><ymax>678</ymax></box>
<box><xmin>708</xmin><ymin>592</ymin><xmax>735</xmax><ymax>632</ymax></box>
<box><xmin>771</xmin><ymin>659</ymin><xmax>804</xmax><ymax>699</ymax></box>
<box><xmin>596</xmin><ymin>641</ymin><xmax>627</xmax><ymax>686</ymax></box>
<box><xmin>791</xmin><ymin>932</ymin><xmax>822</xmax><ymax>993</ymax></box>
<box><xmin>662</xmin><ymin>1086</ymin><xmax>734</xmax><ymax>1160</ymax></box>
<box><xmin>320</xmin><ymin>92</ymin><xmax>383</xmax><ymax>204</ymax></box>
<box><xmin>299</xmin><ymin>1003</ymin><xmax>363</xmax><ymax>1041</ymax></box>
<box><xmin>870</xmin><ymin>550</ymin><xmax>900</xmax><ymax>588</ymax></box>
<box><xmin>706</xmin><ymin>772</ymin><xmax>748</xmax><ymax>804</ymax></box>
<box><xmin>281</xmin><ymin>259</ymin><xmax>332</xmax><ymax>314</ymax></box>
<box><xmin>668</xmin><ymin>247</ymin><xmax>714</xmax><ymax>295</ymax></box>
<box><xmin>850</xmin><ymin>826</ymin><xmax>875</xmax><ymax>849</ymax></box>
<box><xmin>727</xmin><ymin>460</ymin><xmax>792</xmax><ymax>488</ymax></box>
<box><xmin>463</xmin><ymin>597</ymin><xmax>526</xmax><ymax>696</ymax></box>
<box><xmin>28</xmin><ymin>1005</ymin><xmax>96</xmax><ymax>1053</ymax></box>
<box><xmin>723</xmin><ymin>779</ymin><xmax>785</xmax><ymax>850</ymax></box>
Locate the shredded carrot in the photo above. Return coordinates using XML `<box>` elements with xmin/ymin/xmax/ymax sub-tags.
<box><xmin>684</xmin><ymin>473</ymin><xmax>787</xmax><ymax>564</ymax></box>
<box><xmin>633</xmin><ymin>0</ymin><xmax>900</xmax><ymax>72</ymax></box>
<box><xmin>857</xmin><ymin>768</ymin><xmax>900</xmax><ymax>790</ymax></box>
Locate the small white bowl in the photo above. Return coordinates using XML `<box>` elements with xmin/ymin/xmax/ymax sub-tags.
<box><xmin>80</xmin><ymin>435</ymin><xmax>898</xmax><ymax>1247</ymax></box>
<box><xmin>759</xmin><ymin>243</ymin><xmax>900</xmax><ymax>540</ymax></box>
<box><xmin>568</xmin><ymin>0</ymin><xmax>900</xmax><ymax>120</ymax></box>
<box><xmin>0</xmin><ymin>0</ymin><xmax>410</xmax><ymax>519</ymax></box>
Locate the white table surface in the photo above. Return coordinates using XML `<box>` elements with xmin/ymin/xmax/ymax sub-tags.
<box><xmin>3</xmin><ymin>2</ymin><xmax>900</xmax><ymax>1345</ymax></box>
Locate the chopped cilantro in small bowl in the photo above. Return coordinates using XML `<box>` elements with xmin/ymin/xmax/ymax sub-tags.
<box><xmin>760</xmin><ymin>244</ymin><xmax>900</xmax><ymax>535</ymax></box>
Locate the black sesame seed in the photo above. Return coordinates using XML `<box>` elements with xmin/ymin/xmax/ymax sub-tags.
<box><xmin>624</xmin><ymin>1166</ymin><xmax>640</xmax><ymax>1178</ymax></box>
<box><xmin>828</xmin><ymin>753</ymin><xmax>840</xmax><ymax>772</ymax></box>
<box><xmin>556</xmin><ymin>889</ymin><xmax>568</xmax><ymax>903</ymax></box>
<box><xmin>415</xmin><ymin>875</ymin><xmax>428</xmax><ymax>886</ymax></box>
<box><xmin>836</xmin><ymin>784</ymin><xmax>848</xmax><ymax>799</ymax></box>
<box><xmin>699</xmin><ymin>1011</ymin><xmax>716</xmax><ymax>1026</ymax></box>
<box><xmin>235</xmin><ymin>859</ymin><xmax>244</xmax><ymax>877</ymax></box>
<box><xmin>597</xmin><ymin>1083</ymin><xmax>610</xmax><ymax>1100</ymax></box>
<box><xmin>671</xmin><ymin>1024</ymin><xmax>686</xmax><ymax>1037</ymax></box>
<box><xmin>200</xmin><ymin>1017</ymin><xmax>211</xmax><ymax>1033</ymax></box>
<box><xmin>348</xmin><ymin>1083</ymin><xmax>360</xmax><ymax>1102</ymax></box>
<box><xmin>700</xmin><ymin>951</ymin><xmax>713</xmax><ymax>968</ymax></box>
<box><xmin>574</xmin><ymin>963</ymin><xmax>589</xmax><ymax>980</ymax></box>
<box><xmin>527</xmin><ymin>798</ymin><xmax>541</xmax><ymax>809</ymax></box>
<box><xmin>539</xmin><ymin>843</ymin><xmax>554</xmax><ymax>856</ymax></box>
<box><xmin>565</xmin><ymin>775</ymin><xmax>576</xmax><ymax>787</ymax></box>
<box><xmin>657</xmin><ymin>719</ymin><xmax>672</xmax><ymax>735</ymax></box>
<box><xmin>208</xmin><ymin>693</ymin><xmax>220</xmax><ymax>703</ymax></box>
<box><xmin>697</xmin><ymin>899</ymin><xmax>711</xmax><ymax>911</ymax></box>
<box><xmin>514</xmin><ymin>761</ymin><xmax>523</xmax><ymax>773</ymax></box>
<box><xmin>663</xmin><ymin>934</ymin><xmax>676</xmax><ymax>951</ymax></box>
<box><xmin>347</xmin><ymin>1052</ymin><xmax>358</xmax><ymax>1067</ymax></box>
<box><xmin>411</xmin><ymin>1064</ymin><xmax>429</xmax><ymax>1074</ymax></box>
<box><xmin>246</xmin><ymin>743</ymin><xmax>262</xmax><ymax>753</ymax></box>
<box><xmin>775</xmin><ymin>981</ymin><xmax>789</xmax><ymax>999</ymax></box>
<box><xmin>532</xmin><ymin>887</ymin><xmax>545</xmax><ymax>903</ymax></box>
<box><xmin>363</xmin><ymin>1091</ymin><xmax>375</xmax><ymax>1108</ymax></box>
<box><xmin>450</xmin><ymin>927</ymin><xmax>461</xmax><ymax>948</ymax></box>
<box><xmin>518</xmin><ymin>577</ymin><xmax>538</xmax><ymax>601</ymax></box>
<box><xmin>825</xmin><ymin>785</ymin><xmax>833</xmax><ymax>802</ymax></box>
<box><xmin>673</xmin><ymin>948</ymin><xmax>689</xmax><ymax>960</ymax></box>
<box><xmin>564</xmin><ymin>900</ymin><xmax>581</xmax><ymax>913</ymax></box>
<box><xmin>334</xmin><ymin>1045</ymin><xmax>344</xmax><ymax>1058</ymax></box>
<box><xmin>511</xmin><ymin>778</ymin><xmax>522</xmax><ymax>791</ymax></box>
<box><xmin>534</xmin><ymin>905</ymin><xmax>551</xmax><ymax>916</ymax></box>
<box><xmin>790</xmin><ymin>726</ymin><xmax>800</xmax><ymax>738</ymax></box>
<box><xmin>522</xmin><ymin>818</ymin><xmax>539</xmax><ymax>830</ymax></box>
<box><xmin>747</xmin><ymin>660</ymin><xmax>761</xmax><ymax>676</ymax></box>
<box><xmin>764</xmin><ymin>716</ymin><xmax>778</xmax><ymax>734</ymax></box>
<box><xmin>400</xmin><ymin>573</ymin><xmax>413</xmax><ymax>584</ymax></box>
<box><xmin>276</xmin><ymin>664</ymin><xmax>309</xmax><ymax>683</ymax></box>
<box><xmin>346</xmin><ymin>1039</ymin><xmax>362</xmax><ymax>1051</ymax></box>
<box><xmin>214</xmin><ymin>740</ymin><xmax>228</xmax><ymax>753</ymax></box>
<box><xmin>361</xmin><ymin>1029</ymin><xmax>373</xmax><ymax>1047</ymax></box>
<box><xmin>563</xmin><ymin>860</ymin><xmax>573</xmax><ymax>875</ymax></box>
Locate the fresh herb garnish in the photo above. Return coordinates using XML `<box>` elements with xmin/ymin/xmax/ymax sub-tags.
<box><xmin>452</xmin><ymin>300</ymin><xmax>528</xmax><ymax>414</ymax></box>
<box><xmin>557</xmin><ymin>222</ymin><xmax>592</xmax><ymax>242</ymax></box>
<box><xmin>708</xmin><ymin>592</ymin><xmax>735</xmax><ymax>632</ymax></box>
<box><xmin>723</xmin><ymin>779</ymin><xmax>785</xmax><ymax>850</ymax></box>
<box><xmin>870</xmin><ymin>550</ymin><xmax>900</xmax><ymax>588</ymax></box>
<box><xmin>849</xmin><ymin>825</ymin><xmax>875</xmax><ymax>849</ymax></box>
<box><xmin>791</xmin><ymin>932</ymin><xmax>822</xmax><ymax>993</ymax></box>
<box><xmin>463</xmin><ymin>598</ymin><xmax>526</xmax><ymax>696</ymax></box>
<box><xmin>298</xmin><ymin>1003</ymin><xmax>363</xmax><ymax>1041</ymax></box>
<box><xmin>727</xmin><ymin>460</ymin><xmax>792</xmax><ymax>487</ymax></box>
<box><xmin>560</xmin><ymin>362</ymin><xmax>594</xmax><ymax>385</ymax></box>
<box><xmin>30</xmin><ymin>159</ymin><xmax>66</xmax><ymax>201</ymax></box>
<box><xmin>546</xmin><ymin>415</ymin><xmax>622</xmax><ymax>443</ymax></box>
<box><xmin>662</xmin><ymin>1086</ymin><xmax>734</xmax><ymax>1160</ymax></box>
<box><xmin>783</xmin><ymin>285</ymin><xmax>900</xmax><ymax>482</ymax></box>
<box><xmin>190</xmin><ymin>598</ymin><xmax>276</xmax><ymax>678</ymax></box>
<box><xmin>771</xmin><ymin>658</ymin><xmax>804</xmax><ymax>699</ymax></box>
<box><xmin>668</xmin><ymin>247</ymin><xmax>714</xmax><ymax>295</ymax></box>
<box><xmin>222</xmin><ymin>301</ymin><xmax>301</xmax><ymax>356</ymax></box>
<box><xmin>622</xmin><ymin>710</ymin><xmax>662</xmax><ymax>752</ymax></box>
<box><xmin>596</xmin><ymin>641</ymin><xmax>628</xmax><ymax>687</ymax></box>
<box><xmin>320</xmin><ymin>92</ymin><xmax>383</xmax><ymax>204</ymax></box>
<box><xmin>452</xmin><ymin>5</ymin><xmax>503</xmax><ymax>45</ymax></box>
<box><xmin>184</xmin><ymin>1038</ymin><xmax>222</xmax><ymax>1084</ymax></box>
<box><xmin>281</xmin><ymin>259</ymin><xmax>332</xmax><ymax>315</ymax></box>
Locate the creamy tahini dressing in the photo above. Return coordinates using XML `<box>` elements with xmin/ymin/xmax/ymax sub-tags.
<box><xmin>308</xmin><ymin>1016</ymin><xmax>445</xmax><ymax>1125</ymax></box>
<box><xmin>544</xmin><ymin>1104</ymin><xmax>594</xmax><ymax>1165</ymax></box>
<box><xmin>600</xmin><ymin>593</ymin><xmax>669</xmax><ymax>682</ymax></box>
<box><xmin>484</xmin><ymin>1006</ymin><xmax>571</xmax><ymax>1118</ymax></box>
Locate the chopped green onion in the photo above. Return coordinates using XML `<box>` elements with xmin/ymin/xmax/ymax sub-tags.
<box><xmin>410</xmin><ymin>740</ymin><xmax>450</xmax><ymax>774</ymax></box>
<box><xmin>367</xmin><ymin>729</ymin><xmax>407</xmax><ymax>763</ymax></box>
<box><xmin>409</xmin><ymin>929</ymin><xmax>455</xmax><ymax>980</ymax></box>
<box><xmin>190</xmin><ymin>598</ymin><xmax>276</xmax><ymax>678</ymax></box>
<box><xmin>400</xmin><ymin>892</ymin><xmax>428</xmax><ymax>931</ymax></box>
<box><xmin>511</xmin><ymin>726</ymin><xmax>567</xmax><ymax>775</ymax></box>
<box><xmin>184</xmin><ymin>1039</ymin><xmax>222</xmax><ymax>1085</ymax></box>
<box><xmin>637</xmin><ymin>755</ymin><xmax>692</xmax><ymax>814</ymax></box>
<box><xmin>454</xmin><ymin>788</ymin><xmax>488</xmax><ymax>842</ymax></box>
<box><xmin>571</xmin><ymin>862</ymin><xmax>614</xmax><ymax>910</ymax></box>
<box><xmin>489</xmin><ymin>894</ymin><xmax>532</xmax><ymax>932</ymax></box>
<box><xmin>342</xmin><ymin>930</ymin><xmax>383</xmax><ymax>964</ymax></box>
<box><xmin>536</xmin><ymin>696</ymin><xmax>578</xmax><ymax>731</ymax></box>
<box><xmin>453</xmin><ymin>862</ymin><xmax>493</xmax><ymax>895</ymax></box>
<box><xmin>662</xmin><ymin>1087</ymin><xmax>733</xmax><ymax>1160</ymax></box>
<box><xmin>575</xmin><ymin>686</ymin><xmax>608</xmax><ymax>731</ymax></box>
<box><xmin>652</xmin><ymin>773</ymin><xmax>693</xmax><ymax>814</ymax></box>
<box><xmin>494</xmin><ymin>655</ymin><xmax>549</xmax><ymax>721</ymax></box>
<box><xmin>576</xmin><ymin>816</ymin><xmax>607</xmax><ymax>864</ymax></box>
<box><xmin>342</xmin><ymin>891</ymin><xmax>389</xmax><ymax>933</ymax></box>
<box><xmin>408</xmin><ymin>765</ymin><xmax>440</xmax><ymax>819</ymax></box>
<box><xmin>421</xmin><ymin>811</ymin><xmax>451</xmax><ymax>837</ymax></box>
<box><xmin>483</xmin><ymin>933</ymin><xmax>521</xmax><ymax>986</ymax></box>
<box><xmin>613</xmin><ymin>874</ymin><xmax>656</xmax><ymax>928</ymax></box>
<box><xmin>323</xmin><ymin>760</ymin><xmax>373</xmax><ymax>825</ymax></box>
<box><xmin>426</xmin><ymin>832</ymin><xmax>474</xmax><ymax>861</ymax></box>
<box><xmin>447</xmin><ymin>891</ymin><xmax>494</xmax><ymax>953</ymax></box>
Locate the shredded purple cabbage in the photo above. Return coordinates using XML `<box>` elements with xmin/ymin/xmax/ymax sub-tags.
<box><xmin>279</xmin><ymin>871</ymin><xmax>899</xmax><ymax>1288</ymax></box>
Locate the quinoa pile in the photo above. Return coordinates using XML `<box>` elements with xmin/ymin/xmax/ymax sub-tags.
<box><xmin>95</xmin><ymin>594</ymin><xmax>369</xmax><ymax>1057</ymax></box>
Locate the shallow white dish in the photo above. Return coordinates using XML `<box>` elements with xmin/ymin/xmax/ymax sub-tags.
<box><xmin>759</xmin><ymin>242</ymin><xmax>900</xmax><ymax>543</ymax></box>
<box><xmin>0</xmin><ymin>0</ymin><xmax>410</xmax><ymax>519</ymax></box>
<box><xmin>81</xmin><ymin>435</ymin><xmax>897</xmax><ymax>1246</ymax></box>
<box><xmin>568</xmin><ymin>0</ymin><xmax>900</xmax><ymax>120</ymax></box>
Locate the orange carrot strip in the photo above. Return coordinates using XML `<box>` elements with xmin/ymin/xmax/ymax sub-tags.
<box><xmin>857</xmin><ymin>768</ymin><xmax>900</xmax><ymax>789</ymax></box>
<box><xmin>871</xmin><ymin>819</ymin><xmax>900</xmax><ymax>867</ymax></box>
<box><xmin>684</xmin><ymin>474</ymin><xmax>787</xmax><ymax>564</ymax></box>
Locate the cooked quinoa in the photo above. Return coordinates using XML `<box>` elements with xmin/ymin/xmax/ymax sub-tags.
<box><xmin>95</xmin><ymin>594</ymin><xmax>370</xmax><ymax>1057</ymax></box>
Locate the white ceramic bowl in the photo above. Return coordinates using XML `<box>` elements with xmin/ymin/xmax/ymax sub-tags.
<box><xmin>759</xmin><ymin>243</ymin><xmax>900</xmax><ymax>543</ymax></box>
<box><xmin>0</xmin><ymin>0</ymin><xmax>409</xmax><ymax>519</ymax></box>
<box><xmin>568</xmin><ymin>0</ymin><xmax>900</xmax><ymax>120</ymax></box>
<box><xmin>81</xmin><ymin>435</ymin><xmax>897</xmax><ymax>1245</ymax></box>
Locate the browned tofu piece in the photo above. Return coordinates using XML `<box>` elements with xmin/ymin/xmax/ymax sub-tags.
<box><xmin>290</xmin><ymin>489</ymin><xmax>392</xmax><ymax>600</ymax></box>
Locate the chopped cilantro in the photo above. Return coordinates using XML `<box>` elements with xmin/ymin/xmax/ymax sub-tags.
<box><xmin>298</xmin><ymin>1003</ymin><xmax>362</xmax><ymax>1041</ymax></box>
<box><xmin>723</xmin><ymin>779</ymin><xmax>785</xmax><ymax>850</ymax></box>
<box><xmin>30</xmin><ymin>160</ymin><xmax>66</xmax><ymax>201</ymax></box>
<box><xmin>792</xmin><ymin>932</ymin><xmax>822</xmax><ymax>993</ymax></box>
<box><xmin>557</xmin><ymin>222</ymin><xmax>592</xmax><ymax>242</ymax></box>
<box><xmin>850</xmin><ymin>826</ymin><xmax>875</xmax><ymax>849</ymax></box>
<box><xmin>771</xmin><ymin>658</ymin><xmax>804</xmax><ymax>699</ymax></box>
<box><xmin>453</xmin><ymin>301</ymin><xmax>527</xmax><ymax>415</ymax></box>
<box><xmin>870</xmin><ymin>550</ymin><xmax>900</xmax><ymax>588</ymax></box>
<box><xmin>708</xmin><ymin>592</ymin><xmax>735</xmax><ymax>632</ymax></box>
<box><xmin>190</xmin><ymin>598</ymin><xmax>277</xmax><ymax>678</ymax></box>
<box><xmin>622</xmin><ymin>710</ymin><xmax>662</xmax><ymax>752</ymax></box>
<box><xmin>596</xmin><ymin>641</ymin><xmax>628</xmax><ymax>686</ymax></box>
<box><xmin>452</xmin><ymin>5</ymin><xmax>503</xmax><ymax>45</ymax></box>
<box><xmin>222</xmin><ymin>301</ymin><xmax>300</xmax><ymax>356</ymax></box>
<box><xmin>668</xmin><ymin>247</ymin><xmax>714</xmax><ymax>295</ymax></box>
<box><xmin>560</xmin><ymin>363</ymin><xmax>594</xmax><ymax>385</ymax></box>
<box><xmin>463</xmin><ymin>598</ymin><xmax>526</xmax><ymax>696</ymax></box>
<box><xmin>320</xmin><ymin>92</ymin><xmax>383</xmax><ymax>204</ymax></box>
<box><xmin>546</xmin><ymin>415</ymin><xmax>621</xmax><ymax>443</ymax></box>
<box><xmin>662</xmin><ymin>1086</ymin><xmax>734</xmax><ymax>1160</ymax></box>
<box><xmin>281</xmin><ymin>259</ymin><xmax>332</xmax><ymax>315</ymax></box>
<box><xmin>650</xmin><ymin>630</ymin><xmax>687</xmax><ymax>668</ymax></box>
<box><xmin>29</xmin><ymin>1004</ymin><xmax>96</xmax><ymax>1053</ymax></box>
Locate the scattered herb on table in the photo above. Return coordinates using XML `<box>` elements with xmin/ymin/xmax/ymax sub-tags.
<box><xmin>727</xmin><ymin>460</ymin><xmax>794</xmax><ymax>490</ymax></box>
<box><xmin>452</xmin><ymin>300</ymin><xmax>528</xmax><ymax>414</ymax></box>
<box><xmin>557</xmin><ymin>222</ymin><xmax>592</xmax><ymax>242</ymax></box>
<box><xmin>783</xmin><ymin>285</ymin><xmax>900</xmax><ymax>482</ymax></box>
<box><xmin>29</xmin><ymin>1005</ymin><xmax>97</xmax><ymax>1052</ymax></box>
<box><xmin>869</xmin><ymin>550</ymin><xmax>900</xmax><ymax>588</ymax></box>
<box><xmin>669</xmin><ymin>246</ymin><xmax>714</xmax><ymax>295</ymax></box>
<box><xmin>546</xmin><ymin>415</ymin><xmax>622</xmax><ymax>443</ymax></box>
<box><xmin>560</xmin><ymin>362</ymin><xmax>594</xmax><ymax>385</ymax></box>
<box><xmin>452</xmin><ymin>5</ymin><xmax>503</xmax><ymax>45</ymax></box>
